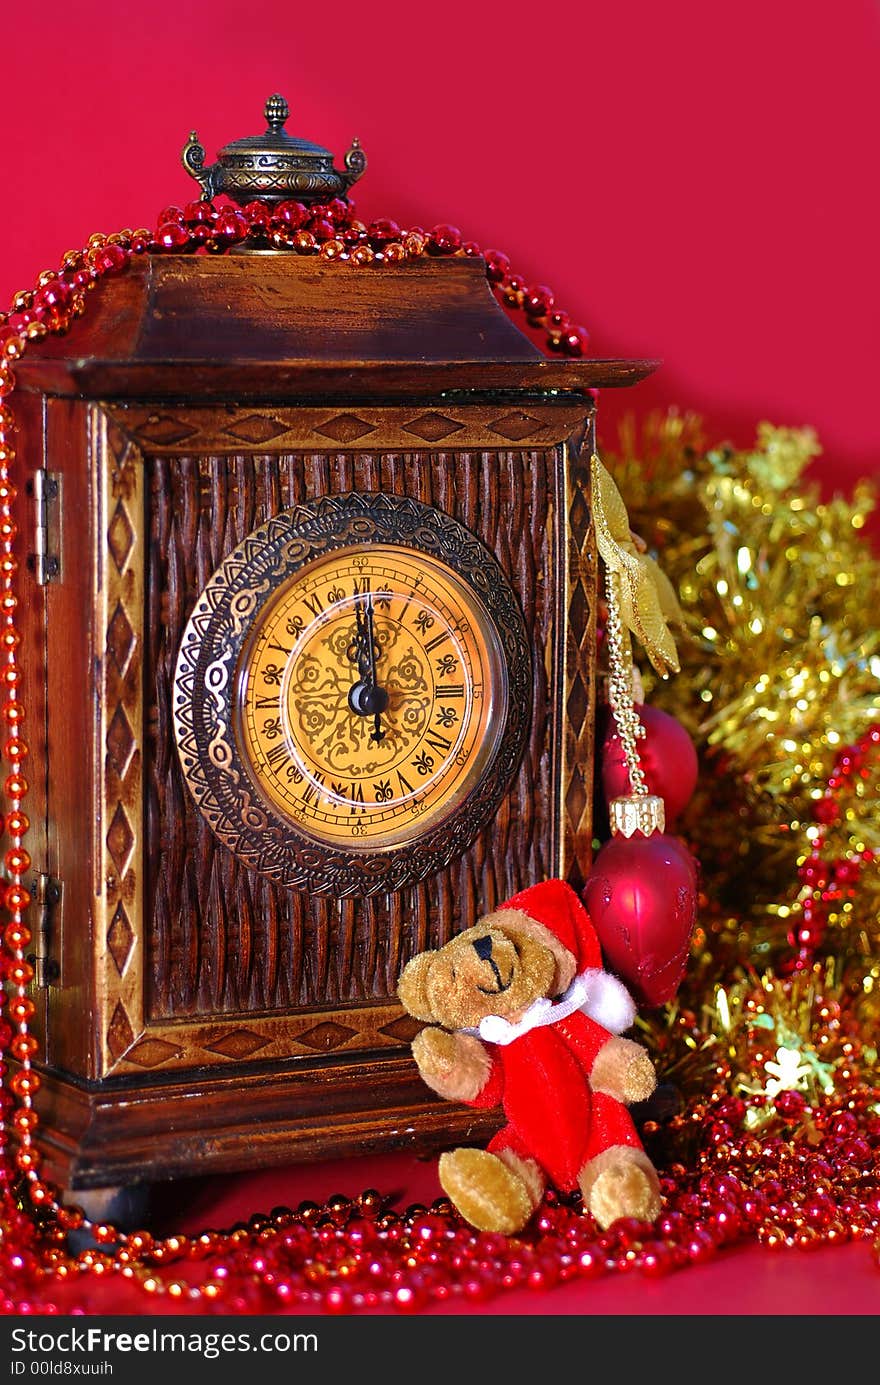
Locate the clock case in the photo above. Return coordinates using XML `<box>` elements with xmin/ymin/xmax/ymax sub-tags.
<box><xmin>16</xmin><ymin>251</ymin><xmax>655</xmax><ymax>1190</ymax></box>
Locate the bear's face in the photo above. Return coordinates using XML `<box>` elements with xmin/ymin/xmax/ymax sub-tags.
<box><xmin>397</xmin><ymin>908</ymin><xmax>577</xmax><ymax>1031</ymax></box>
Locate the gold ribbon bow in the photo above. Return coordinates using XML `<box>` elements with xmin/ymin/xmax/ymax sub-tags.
<box><xmin>590</xmin><ymin>453</ymin><xmax>682</xmax><ymax>676</ymax></box>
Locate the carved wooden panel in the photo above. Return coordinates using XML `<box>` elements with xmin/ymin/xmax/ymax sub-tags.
<box><xmin>142</xmin><ymin>443</ymin><xmax>563</xmax><ymax>1025</ymax></box>
<box><xmin>561</xmin><ymin>421</ymin><xmax>599</xmax><ymax>892</ymax></box>
<box><xmin>109</xmin><ymin>403</ymin><xmax>592</xmax><ymax>454</ymax></box>
<box><xmin>92</xmin><ymin>410</ymin><xmax>149</xmax><ymax>1074</ymax></box>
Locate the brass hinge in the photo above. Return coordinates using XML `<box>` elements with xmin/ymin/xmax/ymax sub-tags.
<box><xmin>27</xmin><ymin>470</ymin><xmax>62</xmax><ymax>585</ymax></box>
<box><xmin>26</xmin><ymin>872</ymin><xmax>63</xmax><ymax>987</ymax></box>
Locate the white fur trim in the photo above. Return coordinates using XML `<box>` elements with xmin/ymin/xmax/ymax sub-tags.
<box><xmin>579</xmin><ymin>968</ymin><xmax>636</xmax><ymax>1034</ymax></box>
<box><xmin>476</xmin><ymin>1001</ymin><xmax>553</xmax><ymax>1046</ymax></box>
<box><xmin>462</xmin><ymin>969</ymin><xmax>635</xmax><ymax>1047</ymax></box>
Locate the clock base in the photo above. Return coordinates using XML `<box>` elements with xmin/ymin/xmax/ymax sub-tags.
<box><xmin>34</xmin><ymin>1055</ymin><xmax>500</xmax><ymax>1192</ymax></box>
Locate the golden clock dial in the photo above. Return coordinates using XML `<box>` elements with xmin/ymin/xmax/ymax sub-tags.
<box><xmin>236</xmin><ymin>545</ymin><xmax>505</xmax><ymax>849</ymax></box>
<box><xmin>173</xmin><ymin>493</ymin><xmax>531</xmax><ymax>895</ymax></box>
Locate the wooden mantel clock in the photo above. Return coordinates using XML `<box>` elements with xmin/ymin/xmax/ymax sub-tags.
<box><xmin>16</xmin><ymin>99</ymin><xmax>656</xmax><ymax>1194</ymax></box>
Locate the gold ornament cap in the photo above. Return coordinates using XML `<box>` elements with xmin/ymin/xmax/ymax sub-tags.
<box><xmin>610</xmin><ymin>794</ymin><xmax>666</xmax><ymax>838</ymax></box>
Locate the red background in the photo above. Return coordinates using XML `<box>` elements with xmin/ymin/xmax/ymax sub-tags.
<box><xmin>2</xmin><ymin>0</ymin><xmax>878</xmax><ymax>486</ymax></box>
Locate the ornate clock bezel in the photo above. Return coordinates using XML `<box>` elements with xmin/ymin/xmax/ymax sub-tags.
<box><xmin>173</xmin><ymin>492</ymin><xmax>532</xmax><ymax>896</ymax></box>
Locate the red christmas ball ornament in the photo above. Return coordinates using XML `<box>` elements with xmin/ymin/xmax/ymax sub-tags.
<box><xmin>601</xmin><ymin>704</ymin><xmax>698</xmax><ymax>826</ymax></box>
<box><xmin>585</xmin><ymin>829</ymin><xmax>698</xmax><ymax>1006</ymax></box>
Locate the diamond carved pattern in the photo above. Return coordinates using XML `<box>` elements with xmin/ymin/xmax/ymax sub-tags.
<box><xmin>297</xmin><ymin>1021</ymin><xmax>357</xmax><ymax>1051</ymax></box>
<box><xmin>125</xmin><ymin>1037</ymin><xmax>183</xmax><ymax>1068</ymax></box>
<box><xmin>107</xmin><ymin>502</ymin><xmax>135</xmax><ymax>573</ymax></box>
<box><xmin>106</xmin><ymin>706</ymin><xmax>135</xmax><ymax>779</ymax></box>
<box><xmin>565</xmin><ymin>767</ymin><xmax>588</xmax><ymax>837</ymax></box>
<box><xmin>488</xmin><ymin>412</ymin><xmax>543</xmax><ymax>441</ymax></box>
<box><xmin>106</xmin><ymin>603</ymin><xmax>136</xmax><ymax>677</ymax></box>
<box><xmin>569</xmin><ymin>486</ymin><xmax>590</xmax><ymax>535</ymax></box>
<box><xmin>378</xmin><ymin>1015</ymin><xmax>422</xmax><ymax>1044</ymax></box>
<box><xmin>314</xmin><ymin>414</ymin><xmax>376</xmax><ymax>443</ymax></box>
<box><xmin>563</xmin><ymin>443</ymin><xmax>597</xmax><ymax>895</ymax></box>
<box><xmin>222</xmin><ymin>415</ymin><xmax>288</xmax><ymax>444</ymax></box>
<box><xmin>107</xmin><ymin>1002</ymin><xmax>135</xmax><ymax>1061</ymax></box>
<box><xmin>98</xmin><ymin>413</ymin><xmax>147</xmax><ymax>1080</ymax></box>
<box><xmin>106</xmin><ymin>803</ymin><xmax>134</xmax><ymax>876</ymax></box>
<box><xmin>136</xmin><ymin>416</ymin><xmax>199</xmax><ymax>445</ymax></box>
<box><xmin>568</xmin><ymin>583</ymin><xmax>588</xmax><ymax>639</ymax></box>
<box><xmin>107</xmin><ymin>902</ymin><xmax>135</xmax><ymax>976</ymax></box>
<box><xmin>566</xmin><ymin>671</ymin><xmax>589</xmax><ymax>738</ymax></box>
<box><xmin>202</xmin><ymin>1030</ymin><xmax>271</xmax><ymax>1060</ymax></box>
<box><xmin>402</xmin><ymin>413</ymin><xmax>464</xmax><ymax>443</ymax></box>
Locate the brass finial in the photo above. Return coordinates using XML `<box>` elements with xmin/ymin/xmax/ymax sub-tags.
<box><xmin>181</xmin><ymin>94</ymin><xmax>367</xmax><ymax>206</ymax></box>
<box><xmin>264</xmin><ymin>94</ymin><xmax>289</xmax><ymax>133</ymax></box>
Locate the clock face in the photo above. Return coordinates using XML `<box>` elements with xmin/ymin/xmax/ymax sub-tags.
<box><xmin>173</xmin><ymin>493</ymin><xmax>531</xmax><ymax>895</ymax></box>
<box><xmin>237</xmin><ymin>545</ymin><xmax>504</xmax><ymax>849</ymax></box>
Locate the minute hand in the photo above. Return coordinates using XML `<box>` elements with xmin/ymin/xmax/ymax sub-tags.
<box><xmin>365</xmin><ymin>599</ymin><xmax>386</xmax><ymax>744</ymax></box>
<box><xmin>354</xmin><ymin>599</ymin><xmax>372</xmax><ymax>680</ymax></box>
<box><xmin>347</xmin><ymin>598</ymin><xmax>388</xmax><ymax>726</ymax></box>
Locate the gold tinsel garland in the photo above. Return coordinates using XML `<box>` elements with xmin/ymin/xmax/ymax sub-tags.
<box><xmin>609</xmin><ymin>413</ymin><xmax>880</xmax><ymax>963</ymax></box>
<box><xmin>609</xmin><ymin>413</ymin><xmax>880</xmax><ymax>1116</ymax></box>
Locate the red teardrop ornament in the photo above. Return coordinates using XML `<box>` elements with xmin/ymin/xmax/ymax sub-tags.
<box><xmin>601</xmin><ymin>704</ymin><xmax>698</xmax><ymax>826</ymax></box>
<box><xmin>584</xmin><ymin>832</ymin><xmax>698</xmax><ymax>1006</ymax></box>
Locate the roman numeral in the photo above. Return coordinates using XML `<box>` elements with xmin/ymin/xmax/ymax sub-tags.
<box><xmin>424</xmin><ymin>633</ymin><xmax>446</xmax><ymax>653</ymax></box>
<box><xmin>435</xmin><ymin>684</ymin><xmax>464</xmax><ymax>698</ymax></box>
<box><xmin>265</xmin><ymin>742</ymin><xmax>291</xmax><ymax>769</ymax></box>
<box><xmin>303</xmin><ymin>592</ymin><xmax>324</xmax><ymax>618</ymax></box>
<box><xmin>396</xmin><ymin>769</ymin><xmax>415</xmax><ymax>796</ymax></box>
<box><xmin>254</xmin><ymin>694</ymin><xmax>278</xmax><ymax>710</ymax></box>
<box><xmin>397</xmin><ymin>596</ymin><xmax>412</xmax><ymax>623</ymax></box>
<box><xmin>352</xmin><ymin>575</ymin><xmax>371</xmax><ymax>595</ymax></box>
<box><xmin>425</xmin><ymin>731</ymin><xmax>453</xmax><ymax>755</ymax></box>
<box><xmin>348</xmin><ymin>783</ymin><xmax>366</xmax><ymax>813</ymax></box>
<box><xmin>302</xmin><ymin>772</ymin><xmax>327</xmax><ymax>806</ymax></box>
<box><xmin>267</xmin><ymin>641</ymin><xmax>292</xmax><ymax>656</ymax></box>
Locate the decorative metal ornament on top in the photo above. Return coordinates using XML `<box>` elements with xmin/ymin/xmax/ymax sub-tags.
<box><xmin>182</xmin><ymin>94</ymin><xmax>366</xmax><ymax>205</ymax></box>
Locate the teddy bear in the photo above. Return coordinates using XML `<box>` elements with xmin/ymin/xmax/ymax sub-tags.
<box><xmin>397</xmin><ymin>878</ymin><xmax>662</xmax><ymax>1235</ymax></box>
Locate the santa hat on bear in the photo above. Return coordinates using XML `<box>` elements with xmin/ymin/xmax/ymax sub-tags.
<box><xmin>499</xmin><ymin>879</ymin><xmax>636</xmax><ymax>1034</ymax></box>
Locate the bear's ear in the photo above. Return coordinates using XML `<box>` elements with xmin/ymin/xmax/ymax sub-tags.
<box><xmin>398</xmin><ymin>951</ymin><xmax>437</xmax><ymax>1021</ymax></box>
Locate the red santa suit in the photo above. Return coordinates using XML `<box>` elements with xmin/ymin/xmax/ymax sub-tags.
<box><xmin>460</xmin><ymin>880</ymin><xmax>644</xmax><ymax>1191</ymax></box>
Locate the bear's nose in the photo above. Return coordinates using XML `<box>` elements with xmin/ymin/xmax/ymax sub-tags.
<box><xmin>472</xmin><ymin>936</ymin><xmax>493</xmax><ymax>962</ymax></box>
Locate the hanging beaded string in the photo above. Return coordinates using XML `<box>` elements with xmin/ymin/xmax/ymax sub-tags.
<box><xmin>603</xmin><ymin>568</ymin><xmax>650</xmax><ymax>799</ymax></box>
<box><xmin>141</xmin><ymin>199</ymin><xmax>593</xmax><ymax>355</ymax></box>
<box><xmin>600</xmin><ymin>560</ymin><xmax>669</xmax><ymax>841</ymax></box>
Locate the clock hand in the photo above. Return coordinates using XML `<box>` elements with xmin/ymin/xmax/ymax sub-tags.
<box><xmin>364</xmin><ymin>598</ymin><xmax>388</xmax><ymax>745</ymax></box>
<box><xmin>348</xmin><ymin>599</ymin><xmax>372</xmax><ymax>680</ymax></box>
<box><xmin>348</xmin><ymin>595</ymin><xmax>388</xmax><ymax>729</ymax></box>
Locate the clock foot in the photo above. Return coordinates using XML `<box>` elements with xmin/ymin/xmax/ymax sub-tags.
<box><xmin>65</xmin><ymin>1182</ymin><xmax>154</xmax><ymax>1249</ymax></box>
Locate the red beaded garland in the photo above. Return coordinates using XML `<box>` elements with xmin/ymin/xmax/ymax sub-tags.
<box><xmin>785</xmin><ymin>725</ymin><xmax>880</xmax><ymax>971</ymax></box>
<box><xmin>0</xmin><ymin>198</ymin><xmax>877</xmax><ymax>1316</ymax></box>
